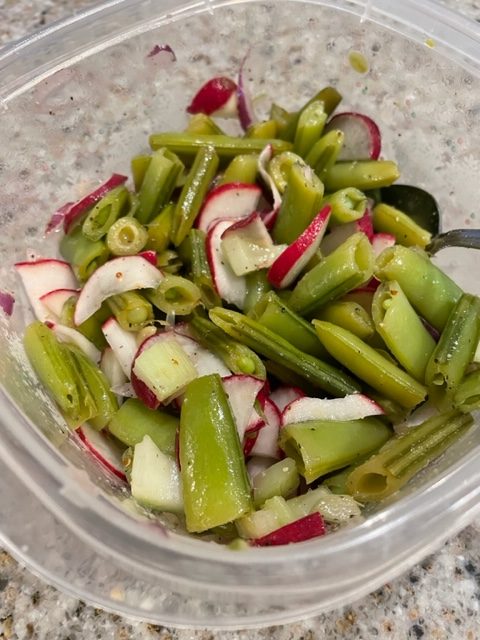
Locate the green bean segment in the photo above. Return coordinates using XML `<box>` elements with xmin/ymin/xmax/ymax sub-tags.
<box><xmin>180</xmin><ymin>374</ymin><xmax>252</xmax><ymax>532</ymax></box>
<box><xmin>322</xmin><ymin>188</ymin><xmax>367</xmax><ymax>225</ymax></box>
<box><xmin>243</xmin><ymin>269</ymin><xmax>272</xmax><ymax>315</ymax></box>
<box><xmin>149</xmin><ymin>133</ymin><xmax>292</xmax><ymax>160</ymax></box>
<box><xmin>60</xmin><ymin>226</ymin><xmax>109</xmax><ymax>282</ymax></box>
<box><xmin>146</xmin><ymin>203</ymin><xmax>174</xmax><ymax>253</ymax></box>
<box><xmin>346</xmin><ymin>411</ymin><xmax>474</xmax><ymax>501</ymax></box>
<box><xmin>220</xmin><ymin>154</ymin><xmax>259</xmax><ymax>185</ymax></box>
<box><xmin>131</xmin><ymin>155</ymin><xmax>151</xmax><ymax>192</ymax></box>
<box><xmin>82</xmin><ymin>186</ymin><xmax>129</xmax><ymax>242</ymax></box>
<box><xmin>272</xmin><ymin>162</ymin><xmax>324</xmax><ymax>244</ymax></box>
<box><xmin>305</xmin><ymin>130</ymin><xmax>344</xmax><ymax>179</ymax></box>
<box><xmin>147</xmin><ymin>274</ymin><xmax>202</xmax><ymax>315</ymax></box>
<box><xmin>313</xmin><ymin>321</ymin><xmax>427</xmax><ymax>408</ymax></box>
<box><xmin>316</xmin><ymin>300</ymin><xmax>374</xmax><ymax>341</ymax></box>
<box><xmin>283</xmin><ymin>86</ymin><xmax>342</xmax><ymax>142</ymax></box>
<box><xmin>293</xmin><ymin>100</ymin><xmax>327</xmax><ymax>158</ymax></box>
<box><xmin>375</xmin><ymin>245</ymin><xmax>462</xmax><ymax>331</ymax></box>
<box><xmin>245</xmin><ymin>120</ymin><xmax>278</xmax><ymax>139</ymax></box>
<box><xmin>268</xmin><ymin>151</ymin><xmax>307</xmax><ymax>193</ymax></box>
<box><xmin>373</xmin><ymin>203</ymin><xmax>432</xmax><ymax>249</ymax></box>
<box><xmin>425</xmin><ymin>294</ymin><xmax>480</xmax><ymax>401</ymax></box>
<box><xmin>453</xmin><ymin>368</ymin><xmax>480</xmax><ymax>413</ymax></box>
<box><xmin>372</xmin><ymin>281</ymin><xmax>436</xmax><ymax>381</ymax></box>
<box><xmin>289</xmin><ymin>232</ymin><xmax>375</xmax><ymax>317</ymax></box>
<box><xmin>184</xmin><ymin>229</ymin><xmax>222</xmax><ymax>308</ymax></box>
<box><xmin>60</xmin><ymin>297</ymin><xmax>109</xmax><ymax>350</ymax></box>
<box><xmin>107</xmin><ymin>291</ymin><xmax>154</xmax><ymax>331</ymax></box>
<box><xmin>279</xmin><ymin>418</ymin><xmax>391</xmax><ymax>483</ymax></box>
<box><xmin>136</xmin><ymin>148</ymin><xmax>184</xmax><ymax>224</ymax></box>
<box><xmin>106</xmin><ymin>216</ymin><xmax>149</xmax><ymax>256</ymax></box>
<box><xmin>210</xmin><ymin>307</ymin><xmax>360</xmax><ymax>396</ymax></box>
<box><xmin>324</xmin><ymin>160</ymin><xmax>400</xmax><ymax>192</ymax></box>
<box><xmin>172</xmin><ymin>146</ymin><xmax>219</xmax><ymax>246</ymax></box>
<box><xmin>252</xmin><ymin>458</ymin><xmax>300</xmax><ymax>508</ymax></box>
<box><xmin>185</xmin><ymin>113</ymin><xmax>224</xmax><ymax>135</ymax></box>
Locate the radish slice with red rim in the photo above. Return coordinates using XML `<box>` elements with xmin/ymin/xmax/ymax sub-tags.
<box><xmin>251</xmin><ymin>512</ymin><xmax>326</xmax><ymax>546</ymax></box>
<box><xmin>74</xmin><ymin>255</ymin><xmax>163</xmax><ymax>325</ymax></box>
<box><xmin>324</xmin><ymin>112</ymin><xmax>381</xmax><ymax>161</ymax></box>
<box><xmin>222</xmin><ymin>374</ymin><xmax>264</xmax><ymax>440</ymax></box>
<box><xmin>102</xmin><ymin>317</ymin><xmax>139</xmax><ymax>378</ymax></box>
<box><xmin>320</xmin><ymin>209</ymin><xmax>373</xmax><ymax>256</ymax></box>
<box><xmin>269</xmin><ymin>386</ymin><xmax>305</xmax><ymax>413</ymax></box>
<box><xmin>187</xmin><ymin>76</ymin><xmax>238</xmax><ymax>118</ymax></box>
<box><xmin>45</xmin><ymin>201</ymin><xmax>74</xmax><ymax>235</ymax></box>
<box><xmin>206</xmin><ymin>218</ymin><xmax>247</xmax><ymax>310</ymax></box>
<box><xmin>250</xmin><ymin>398</ymin><xmax>281</xmax><ymax>459</ymax></box>
<box><xmin>101</xmin><ymin>347</ymin><xmax>128</xmax><ymax>403</ymax></box>
<box><xmin>0</xmin><ymin>291</ymin><xmax>14</xmax><ymax>317</ymax></box>
<box><xmin>258</xmin><ymin>144</ymin><xmax>282</xmax><ymax>229</ymax></box>
<box><xmin>268</xmin><ymin>206</ymin><xmax>331</xmax><ymax>289</ymax></box>
<box><xmin>196</xmin><ymin>182</ymin><xmax>262</xmax><ymax>233</ymax></box>
<box><xmin>237</xmin><ymin>55</ymin><xmax>256</xmax><ymax>131</ymax></box>
<box><xmin>15</xmin><ymin>259</ymin><xmax>77</xmax><ymax>322</ymax></box>
<box><xmin>281</xmin><ymin>394</ymin><xmax>384</xmax><ymax>427</ymax></box>
<box><xmin>61</xmin><ymin>173</ymin><xmax>128</xmax><ymax>234</ymax></box>
<box><xmin>39</xmin><ymin>288</ymin><xmax>78</xmax><ymax>319</ymax></box>
<box><xmin>49</xmin><ymin>322</ymin><xmax>101</xmax><ymax>364</ymax></box>
<box><xmin>76</xmin><ymin>425</ymin><xmax>127</xmax><ymax>482</ymax></box>
<box><xmin>138</xmin><ymin>250</ymin><xmax>157</xmax><ymax>266</ymax></box>
<box><xmin>371</xmin><ymin>232</ymin><xmax>396</xmax><ymax>257</ymax></box>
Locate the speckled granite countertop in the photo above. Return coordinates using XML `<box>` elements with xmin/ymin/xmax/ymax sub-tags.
<box><xmin>1</xmin><ymin>1</ymin><xmax>480</xmax><ymax>638</ymax></box>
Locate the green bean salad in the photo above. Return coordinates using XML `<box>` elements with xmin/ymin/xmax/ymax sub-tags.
<box><xmin>13</xmin><ymin>73</ymin><xmax>480</xmax><ymax>547</ymax></box>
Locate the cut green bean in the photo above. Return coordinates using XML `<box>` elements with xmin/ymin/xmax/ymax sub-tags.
<box><xmin>322</xmin><ymin>458</ymin><xmax>370</xmax><ymax>495</ymax></box>
<box><xmin>305</xmin><ymin>130</ymin><xmax>344</xmax><ymax>179</ymax></box>
<box><xmin>315</xmin><ymin>300</ymin><xmax>375</xmax><ymax>341</ymax></box>
<box><xmin>108</xmin><ymin>398</ymin><xmax>178</xmax><ymax>456</ymax></box>
<box><xmin>373</xmin><ymin>203</ymin><xmax>432</xmax><ymax>249</ymax></box>
<box><xmin>372</xmin><ymin>280</ymin><xmax>436</xmax><ymax>381</ymax></box>
<box><xmin>252</xmin><ymin>458</ymin><xmax>300</xmax><ymax>508</ymax></box>
<box><xmin>131</xmin><ymin>155</ymin><xmax>151</xmax><ymax>192</ymax></box>
<box><xmin>244</xmin><ymin>269</ymin><xmax>272</xmax><ymax>315</ymax></box>
<box><xmin>60</xmin><ymin>226</ymin><xmax>109</xmax><ymax>282</ymax></box>
<box><xmin>283</xmin><ymin>86</ymin><xmax>342</xmax><ymax>142</ymax></box>
<box><xmin>149</xmin><ymin>132</ymin><xmax>292</xmax><ymax>160</ymax></box>
<box><xmin>293</xmin><ymin>100</ymin><xmax>327</xmax><ymax>158</ymax></box>
<box><xmin>264</xmin><ymin>360</ymin><xmax>317</xmax><ymax>396</ymax></box>
<box><xmin>220</xmin><ymin>154</ymin><xmax>259</xmax><ymax>185</ymax></box>
<box><xmin>180</xmin><ymin>374</ymin><xmax>253</xmax><ymax>532</ymax></box>
<box><xmin>146</xmin><ymin>274</ymin><xmax>202</xmax><ymax>315</ymax></box>
<box><xmin>453</xmin><ymin>368</ymin><xmax>480</xmax><ymax>413</ymax></box>
<box><xmin>289</xmin><ymin>232</ymin><xmax>375</xmax><ymax>316</ymax></box>
<box><xmin>269</xmin><ymin>103</ymin><xmax>297</xmax><ymax>141</ymax></box>
<box><xmin>375</xmin><ymin>245</ymin><xmax>462</xmax><ymax>330</ymax></box>
<box><xmin>171</xmin><ymin>146</ymin><xmax>219</xmax><ymax>246</ymax></box>
<box><xmin>187</xmin><ymin>229</ymin><xmax>222</xmax><ymax>308</ymax></box>
<box><xmin>136</xmin><ymin>148</ymin><xmax>184</xmax><ymax>224</ymax></box>
<box><xmin>107</xmin><ymin>291</ymin><xmax>154</xmax><ymax>331</ymax></box>
<box><xmin>346</xmin><ymin>411</ymin><xmax>474</xmax><ymax>501</ymax></box>
<box><xmin>106</xmin><ymin>216</ymin><xmax>149</xmax><ymax>256</ymax></box>
<box><xmin>67</xmin><ymin>344</ymin><xmax>118</xmax><ymax>431</ymax></box>
<box><xmin>245</xmin><ymin>120</ymin><xmax>278</xmax><ymax>139</ymax></box>
<box><xmin>185</xmin><ymin>113</ymin><xmax>224</xmax><ymax>135</ymax></box>
<box><xmin>268</xmin><ymin>151</ymin><xmax>307</xmax><ymax>193</ymax></box>
<box><xmin>60</xmin><ymin>297</ymin><xmax>109</xmax><ymax>350</ymax></box>
<box><xmin>279</xmin><ymin>417</ymin><xmax>391</xmax><ymax>483</ymax></box>
<box><xmin>323</xmin><ymin>160</ymin><xmax>400</xmax><ymax>192</ymax></box>
<box><xmin>250</xmin><ymin>291</ymin><xmax>328</xmax><ymax>358</ymax></box>
<box><xmin>82</xmin><ymin>186</ymin><xmax>129</xmax><ymax>242</ymax></box>
<box><xmin>146</xmin><ymin>203</ymin><xmax>174</xmax><ymax>253</ymax></box>
<box><xmin>156</xmin><ymin>249</ymin><xmax>182</xmax><ymax>274</ymax></box>
<box><xmin>210</xmin><ymin>307</ymin><xmax>360</xmax><ymax>396</ymax></box>
<box><xmin>425</xmin><ymin>294</ymin><xmax>480</xmax><ymax>402</ymax></box>
<box><xmin>189</xmin><ymin>315</ymin><xmax>266</xmax><ymax>378</ymax></box>
<box><xmin>313</xmin><ymin>320</ymin><xmax>427</xmax><ymax>408</ymax></box>
<box><xmin>272</xmin><ymin>162</ymin><xmax>324</xmax><ymax>244</ymax></box>
<box><xmin>321</xmin><ymin>188</ymin><xmax>367</xmax><ymax>225</ymax></box>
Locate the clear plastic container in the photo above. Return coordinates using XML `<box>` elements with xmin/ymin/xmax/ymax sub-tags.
<box><xmin>0</xmin><ymin>0</ymin><xmax>480</xmax><ymax>629</ymax></box>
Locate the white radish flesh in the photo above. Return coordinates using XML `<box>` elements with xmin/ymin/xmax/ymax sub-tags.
<box><xmin>223</xmin><ymin>375</ymin><xmax>264</xmax><ymax>440</ymax></box>
<box><xmin>102</xmin><ymin>317</ymin><xmax>139</xmax><ymax>378</ymax></box>
<box><xmin>76</xmin><ymin>425</ymin><xmax>127</xmax><ymax>482</ymax></box>
<box><xmin>206</xmin><ymin>218</ymin><xmax>247</xmax><ymax>309</ymax></box>
<box><xmin>269</xmin><ymin>386</ymin><xmax>305</xmax><ymax>413</ymax></box>
<box><xmin>196</xmin><ymin>182</ymin><xmax>262</xmax><ymax>233</ymax></box>
<box><xmin>40</xmin><ymin>288</ymin><xmax>78</xmax><ymax>320</ymax></box>
<box><xmin>49</xmin><ymin>322</ymin><xmax>101</xmax><ymax>364</ymax></box>
<box><xmin>281</xmin><ymin>394</ymin><xmax>385</xmax><ymax>426</ymax></box>
<box><xmin>325</xmin><ymin>112</ymin><xmax>381</xmax><ymax>161</ymax></box>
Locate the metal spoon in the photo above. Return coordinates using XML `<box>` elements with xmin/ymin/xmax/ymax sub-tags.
<box><xmin>378</xmin><ymin>184</ymin><xmax>480</xmax><ymax>255</ymax></box>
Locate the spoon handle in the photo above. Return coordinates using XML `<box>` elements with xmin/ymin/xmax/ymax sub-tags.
<box><xmin>426</xmin><ymin>229</ymin><xmax>480</xmax><ymax>255</ymax></box>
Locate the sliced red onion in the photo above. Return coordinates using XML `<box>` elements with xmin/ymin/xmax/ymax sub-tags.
<box><xmin>237</xmin><ymin>55</ymin><xmax>257</xmax><ymax>131</ymax></box>
<box><xmin>186</xmin><ymin>76</ymin><xmax>238</xmax><ymax>117</ymax></box>
<box><xmin>0</xmin><ymin>290</ymin><xmax>14</xmax><ymax>316</ymax></box>
<box><xmin>147</xmin><ymin>44</ymin><xmax>177</xmax><ymax>61</ymax></box>
<box><xmin>61</xmin><ymin>173</ymin><xmax>128</xmax><ymax>234</ymax></box>
<box><xmin>258</xmin><ymin>144</ymin><xmax>282</xmax><ymax>229</ymax></box>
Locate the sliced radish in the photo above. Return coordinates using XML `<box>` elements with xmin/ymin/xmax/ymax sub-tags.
<box><xmin>196</xmin><ymin>182</ymin><xmax>262</xmax><ymax>233</ymax></box>
<box><xmin>110</xmin><ymin>382</ymin><xmax>136</xmax><ymax>398</ymax></box>
<box><xmin>247</xmin><ymin>456</ymin><xmax>276</xmax><ymax>482</ymax></box>
<box><xmin>221</xmin><ymin>213</ymin><xmax>284</xmax><ymax>276</ymax></box>
<box><xmin>371</xmin><ymin>232</ymin><xmax>396</xmax><ymax>257</ymax></box>
<box><xmin>76</xmin><ymin>425</ymin><xmax>127</xmax><ymax>482</ymax></box>
<box><xmin>0</xmin><ymin>290</ymin><xmax>14</xmax><ymax>316</ymax></box>
<box><xmin>223</xmin><ymin>374</ymin><xmax>264</xmax><ymax>440</ymax></box>
<box><xmin>324</xmin><ymin>112</ymin><xmax>381</xmax><ymax>161</ymax></box>
<box><xmin>49</xmin><ymin>322</ymin><xmax>101</xmax><ymax>364</ymax></box>
<box><xmin>281</xmin><ymin>394</ymin><xmax>385</xmax><ymax>427</ymax></box>
<box><xmin>245</xmin><ymin>409</ymin><xmax>265</xmax><ymax>433</ymax></box>
<box><xmin>258</xmin><ymin>144</ymin><xmax>282</xmax><ymax>229</ymax></box>
<box><xmin>39</xmin><ymin>288</ymin><xmax>78</xmax><ymax>319</ymax></box>
<box><xmin>138</xmin><ymin>250</ymin><xmax>157</xmax><ymax>266</ymax></box>
<box><xmin>74</xmin><ymin>256</ymin><xmax>163</xmax><ymax>325</ymax></box>
<box><xmin>267</xmin><ymin>206</ymin><xmax>331</xmax><ymax>289</ymax></box>
<box><xmin>15</xmin><ymin>259</ymin><xmax>77</xmax><ymax>321</ymax></box>
<box><xmin>62</xmin><ymin>174</ymin><xmax>128</xmax><ymax>233</ymax></box>
<box><xmin>320</xmin><ymin>210</ymin><xmax>373</xmax><ymax>256</ymax></box>
<box><xmin>45</xmin><ymin>201</ymin><xmax>74</xmax><ymax>235</ymax></box>
<box><xmin>102</xmin><ymin>317</ymin><xmax>139</xmax><ymax>378</ymax></box>
<box><xmin>250</xmin><ymin>398</ymin><xmax>281</xmax><ymax>459</ymax></box>
<box><xmin>186</xmin><ymin>76</ymin><xmax>238</xmax><ymax>118</ymax></box>
<box><xmin>251</xmin><ymin>511</ymin><xmax>326</xmax><ymax>546</ymax></box>
<box><xmin>269</xmin><ymin>386</ymin><xmax>305</xmax><ymax>413</ymax></box>
<box><xmin>101</xmin><ymin>347</ymin><xmax>127</xmax><ymax>403</ymax></box>
<box><xmin>206</xmin><ymin>218</ymin><xmax>247</xmax><ymax>310</ymax></box>
<box><xmin>237</xmin><ymin>55</ymin><xmax>256</xmax><ymax>131</ymax></box>
<box><xmin>173</xmin><ymin>332</ymin><xmax>230</xmax><ymax>378</ymax></box>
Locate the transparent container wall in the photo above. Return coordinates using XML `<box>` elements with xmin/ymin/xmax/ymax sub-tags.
<box><xmin>1</xmin><ymin>0</ymin><xmax>480</xmax><ymax>628</ymax></box>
